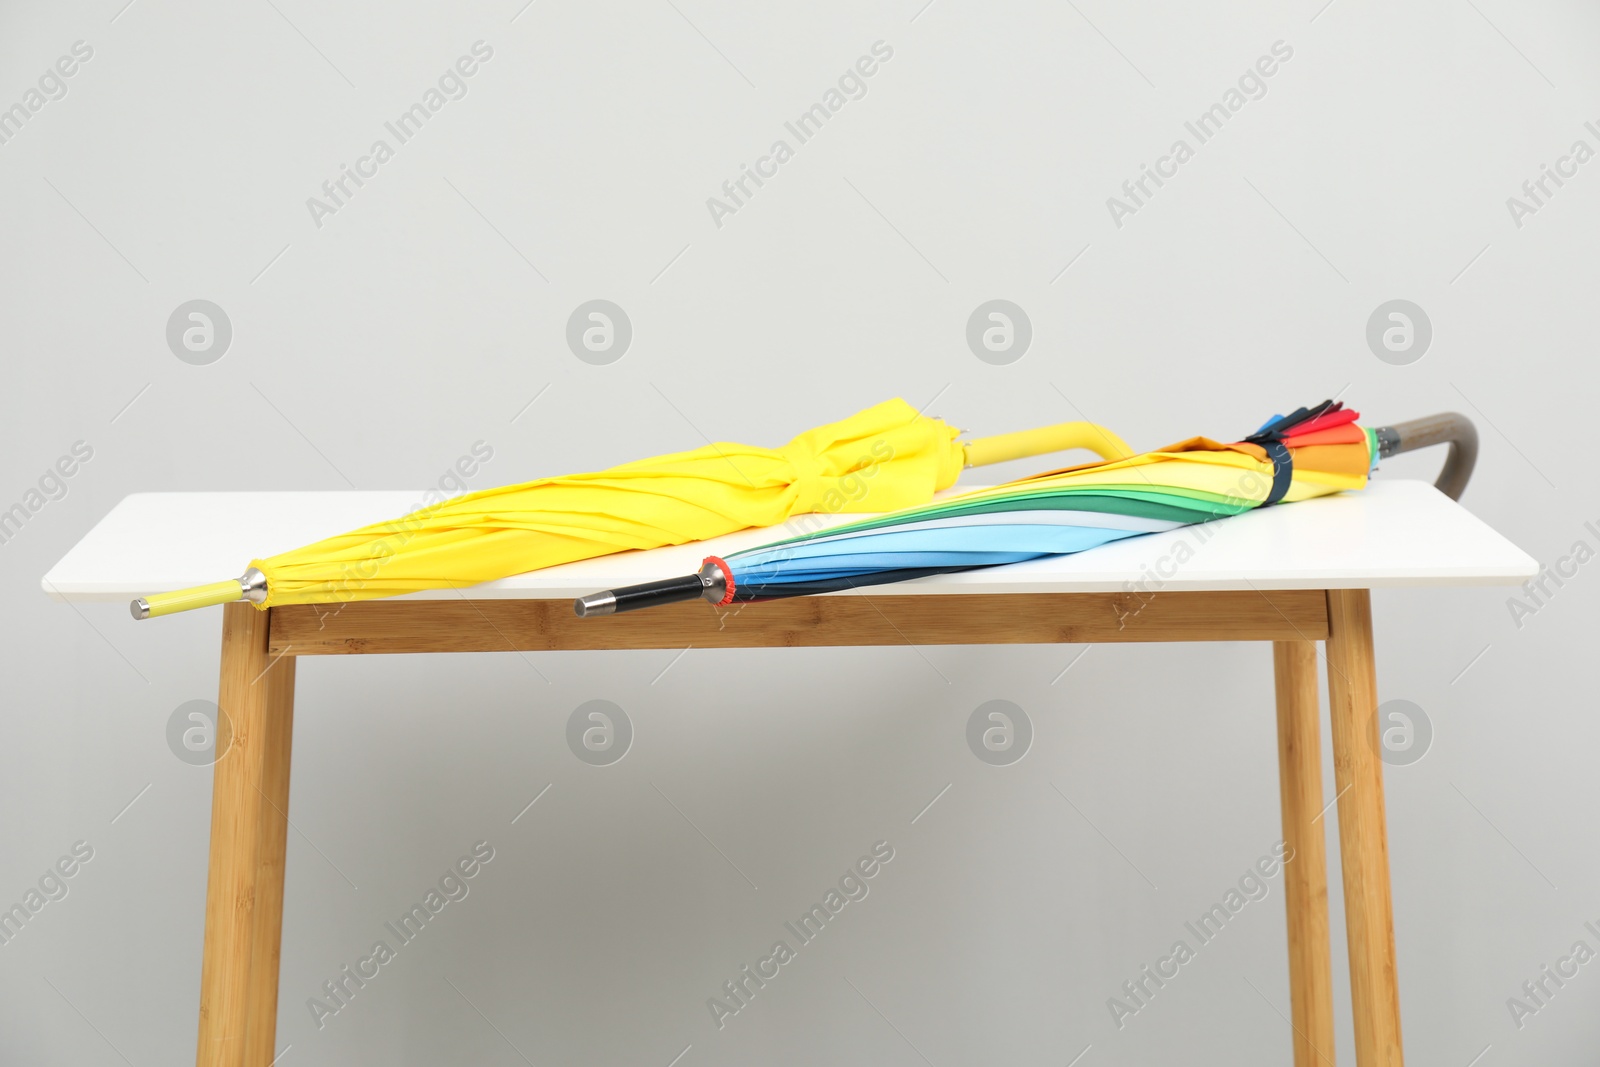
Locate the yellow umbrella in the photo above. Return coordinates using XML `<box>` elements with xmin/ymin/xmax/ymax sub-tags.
<box><xmin>132</xmin><ymin>398</ymin><xmax>1133</xmax><ymax>619</ymax></box>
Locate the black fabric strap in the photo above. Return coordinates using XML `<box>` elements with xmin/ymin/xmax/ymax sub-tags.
<box><xmin>1259</xmin><ymin>438</ymin><xmax>1293</xmax><ymax>506</ymax></box>
<box><xmin>1245</xmin><ymin>402</ymin><xmax>1332</xmax><ymax>508</ymax></box>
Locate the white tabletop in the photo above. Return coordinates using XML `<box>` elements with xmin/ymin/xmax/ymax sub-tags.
<box><xmin>41</xmin><ymin>479</ymin><xmax>1536</xmax><ymax>603</ymax></box>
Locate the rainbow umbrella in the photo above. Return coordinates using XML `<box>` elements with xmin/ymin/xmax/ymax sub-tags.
<box><xmin>574</xmin><ymin>402</ymin><xmax>1471</xmax><ymax>615</ymax></box>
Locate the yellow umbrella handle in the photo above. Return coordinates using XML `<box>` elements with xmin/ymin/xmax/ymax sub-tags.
<box><xmin>963</xmin><ymin>421</ymin><xmax>1135</xmax><ymax>468</ymax></box>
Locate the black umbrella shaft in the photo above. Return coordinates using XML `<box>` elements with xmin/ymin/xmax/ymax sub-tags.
<box><xmin>576</xmin><ymin>573</ymin><xmax>718</xmax><ymax>616</ymax></box>
<box><xmin>577</xmin><ymin>558</ymin><xmax>731</xmax><ymax>617</ymax></box>
<box><xmin>612</xmin><ymin>574</ymin><xmax>706</xmax><ymax>613</ymax></box>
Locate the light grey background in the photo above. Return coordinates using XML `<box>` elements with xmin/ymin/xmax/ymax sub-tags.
<box><xmin>2</xmin><ymin>0</ymin><xmax>1597</xmax><ymax>1064</ymax></box>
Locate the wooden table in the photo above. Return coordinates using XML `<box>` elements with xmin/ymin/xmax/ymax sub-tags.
<box><xmin>44</xmin><ymin>479</ymin><xmax>1536</xmax><ymax>1067</ymax></box>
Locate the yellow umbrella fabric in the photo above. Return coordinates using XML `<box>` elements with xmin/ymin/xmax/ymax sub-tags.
<box><xmin>254</xmin><ymin>397</ymin><xmax>964</xmax><ymax>609</ymax></box>
<box><xmin>131</xmin><ymin>398</ymin><xmax>1133</xmax><ymax>618</ymax></box>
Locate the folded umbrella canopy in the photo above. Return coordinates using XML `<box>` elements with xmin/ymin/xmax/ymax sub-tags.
<box><xmin>574</xmin><ymin>402</ymin><xmax>1478</xmax><ymax>615</ymax></box>
<box><xmin>132</xmin><ymin>398</ymin><xmax>1134</xmax><ymax>618</ymax></box>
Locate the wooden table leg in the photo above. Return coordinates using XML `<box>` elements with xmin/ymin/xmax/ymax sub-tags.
<box><xmin>197</xmin><ymin>604</ymin><xmax>296</xmax><ymax>1067</ymax></box>
<box><xmin>1325</xmin><ymin>590</ymin><xmax>1403</xmax><ymax>1067</ymax></box>
<box><xmin>1273</xmin><ymin>640</ymin><xmax>1336</xmax><ymax>1066</ymax></box>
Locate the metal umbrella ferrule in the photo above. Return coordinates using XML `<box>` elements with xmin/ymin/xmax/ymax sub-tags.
<box><xmin>576</xmin><ymin>559</ymin><xmax>727</xmax><ymax>617</ymax></box>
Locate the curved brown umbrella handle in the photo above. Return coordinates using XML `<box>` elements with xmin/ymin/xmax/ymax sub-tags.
<box><xmin>1372</xmin><ymin>412</ymin><xmax>1478</xmax><ymax>501</ymax></box>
